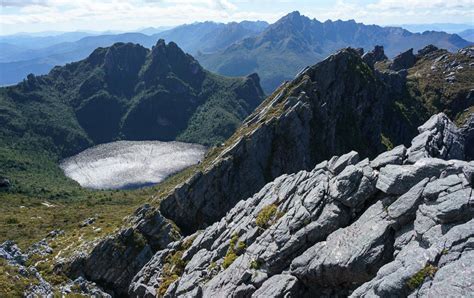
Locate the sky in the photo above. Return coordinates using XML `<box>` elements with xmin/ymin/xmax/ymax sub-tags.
<box><xmin>1</xmin><ymin>0</ymin><xmax>473</xmax><ymax>35</ymax></box>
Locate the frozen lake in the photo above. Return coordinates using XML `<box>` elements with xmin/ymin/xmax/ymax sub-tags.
<box><xmin>60</xmin><ymin>141</ymin><xmax>206</xmax><ymax>190</ymax></box>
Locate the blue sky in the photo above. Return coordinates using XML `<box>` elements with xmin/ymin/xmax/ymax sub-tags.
<box><xmin>1</xmin><ymin>0</ymin><xmax>473</xmax><ymax>35</ymax></box>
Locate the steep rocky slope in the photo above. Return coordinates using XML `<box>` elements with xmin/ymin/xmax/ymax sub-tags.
<box><xmin>161</xmin><ymin>45</ymin><xmax>473</xmax><ymax>234</ymax></box>
<box><xmin>60</xmin><ymin>45</ymin><xmax>473</xmax><ymax>296</ymax></box>
<box><xmin>128</xmin><ymin>113</ymin><xmax>473</xmax><ymax>297</ymax></box>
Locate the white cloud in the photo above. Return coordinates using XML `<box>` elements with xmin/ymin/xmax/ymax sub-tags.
<box><xmin>303</xmin><ymin>0</ymin><xmax>474</xmax><ymax>25</ymax></box>
<box><xmin>0</xmin><ymin>0</ymin><xmax>472</xmax><ymax>34</ymax></box>
<box><xmin>1</xmin><ymin>0</ymin><xmax>49</xmax><ymax>7</ymax></box>
<box><xmin>0</xmin><ymin>0</ymin><xmax>247</xmax><ymax>33</ymax></box>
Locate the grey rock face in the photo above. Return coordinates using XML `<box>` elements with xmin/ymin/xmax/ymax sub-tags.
<box><xmin>0</xmin><ymin>240</ymin><xmax>27</xmax><ymax>265</ymax></box>
<box><xmin>290</xmin><ymin>198</ymin><xmax>394</xmax><ymax>291</ymax></box>
<box><xmin>130</xmin><ymin>154</ymin><xmax>378</xmax><ymax>297</ymax></box>
<box><xmin>390</xmin><ymin>48</ymin><xmax>416</xmax><ymax>71</ymax></box>
<box><xmin>376</xmin><ymin>158</ymin><xmax>463</xmax><ymax>195</ymax></box>
<box><xmin>252</xmin><ymin>274</ymin><xmax>301</xmax><ymax>297</ymax></box>
<box><xmin>65</xmin><ymin>205</ymin><xmax>180</xmax><ymax>296</ymax></box>
<box><xmin>61</xmin><ymin>277</ymin><xmax>112</xmax><ymax>297</ymax></box>
<box><xmin>127</xmin><ymin>114</ymin><xmax>473</xmax><ymax>297</ymax></box>
<box><xmin>362</xmin><ymin>45</ymin><xmax>388</xmax><ymax>68</ymax></box>
<box><xmin>370</xmin><ymin>145</ymin><xmax>406</xmax><ymax>169</ymax></box>
<box><xmin>160</xmin><ymin>48</ymin><xmax>388</xmax><ymax>234</ymax></box>
<box><xmin>461</xmin><ymin>112</ymin><xmax>474</xmax><ymax>160</ymax></box>
<box><xmin>406</xmin><ymin>113</ymin><xmax>465</xmax><ymax>163</ymax></box>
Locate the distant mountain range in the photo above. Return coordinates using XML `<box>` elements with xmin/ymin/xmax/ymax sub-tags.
<box><xmin>459</xmin><ymin>29</ymin><xmax>474</xmax><ymax>42</ymax></box>
<box><xmin>399</xmin><ymin>23</ymin><xmax>473</xmax><ymax>34</ymax></box>
<box><xmin>198</xmin><ymin>12</ymin><xmax>472</xmax><ymax>93</ymax></box>
<box><xmin>0</xmin><ymin>13</ymin><xmax>471</xmax><ymax>92</ymax></box>
<box><xmin>0</xmin><ymin>21</ymin><xmax>268</xmax><ymax>86</ymax></box>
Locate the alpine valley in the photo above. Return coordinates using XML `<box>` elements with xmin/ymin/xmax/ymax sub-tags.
<box><xmin>0</xmin><ymin>9</ymin><xmax>473</xmax><ymax>298</ymax></box>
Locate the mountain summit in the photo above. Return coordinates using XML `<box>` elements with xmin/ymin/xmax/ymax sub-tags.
<box><xmin>198</xmin><ymin>11</ymin><xmax>472</xmax><ymax>93</ymax></box>
<box><xmin>0</xmin><ymin>40</ymin><xmax>264</xmax><ymax>194</ymax></box>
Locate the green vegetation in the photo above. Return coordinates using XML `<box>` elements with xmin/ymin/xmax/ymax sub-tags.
<box><xmin>407</xmin><ymin>264</ymin><xmax>438</xmax><ymax>290</ymax></box>
<box><xmin>407</xmin><ymin>50</ymin><xmax>474</xmax><ymax>123</ymax></box>
<box><xmin>456</xmin><ymin>106</ymin><xmax>474</xmax><ymax>126</ymax></box>
<box><xmin>255</xmin><ymin>204</ymin><xmax>283</xmax><ymax>229</ymax></box>
<box><xmin>157</xmin><ymin>237</ymin><xmax>195</xmax><ymax>296</ymax></box>
<box><xmin>0</xmin><ymin>259</ymin><xmax>39</xmax><ymax>297</ymax></box>
<box><xmin>381</xmin><ymin>134</ymin><xmax>394</xmax><ymax>150</ymax></box>
<box><xmin>208</xmin><ymin>261</ymin><xmax>217</xmax><ymax>270</ymax></box>
<box><xmin>222</xmin><ymin>233</ymin><xmax>246</xmax><ymax>269</ymax></box>
<box><xmin>26</xmin><ymin>253</ymin><xmax>69</xmax><ymax>286</ymax></box>
<box><xmin>250</xmin><ymin>259</ymin><xmax>261</xmax><ymax>270</ymax></box>
<box><xmin>0</xmin><ymin>40</ymin><xmax>263</xmax><ymax>252</ymax></box>
<box><xmin>377</xmin><ymin>48</ymin><xmax>473</xmax><ymax>150</ymax></box>
<box><xmin>158</xmin><ymin>250</ymin><xmax>186</xmax><ymax>296</ymax></box>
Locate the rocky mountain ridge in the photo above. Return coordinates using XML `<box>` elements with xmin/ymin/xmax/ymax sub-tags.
<box><xmin>58</xmin><ymin>45</ymin><xmax>473</xmax><ymax>296</ymax></box>
<box><xmin>128</xmin><ymin>112</ymin><xmax>473</xmax><ymax>297</ymax></box>
<box><xmin>161</xmin><ymin>44</ymin><xmax>474</xmax><ymax>234</ymax></box>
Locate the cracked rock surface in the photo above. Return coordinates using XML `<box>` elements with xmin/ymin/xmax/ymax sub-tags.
<box><xmin>128</xmin><ymin>114</ymin><xmax>474</xmax><ymax>297</ymax></box>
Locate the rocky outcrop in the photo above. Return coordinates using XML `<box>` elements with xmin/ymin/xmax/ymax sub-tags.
<box><xmin>0</xmin><ymin>241</ymin><xmax>27</xmax><ymax>265</ymax></box>
<box><xmin>362</xmin><ymin>45</ymin><xmax>387</xmax><ymax>68</ymax></box>
<box><xmin>64</xmin><ymin>205</ymin><xmax>180</xmax><ymax>296</ymax></box>
<box><xmin>462</xmin><ymin>113</ymin><xmax>474</xmax><ymax>160</ymax></box>
<box><xmin>128</xmin><ymin>113</ymin><xmax>474</xmax><ymax>297</ymax></box>
<box><xmin>416</xmin><ymin>44</ymin><xmax>439</xmax><ymax>57</ymax></box>
<box><xmin>0</xmin><ymin>230</ymin><xmax>107</xmax><ymax>297</ymax></box>
<box><xmin>160</xmin><ymin>45</ymin><xmax>474</xmax><ymax>235</ymax></box>
<box><xmin>61</xmin><ymin>277</ymin><xmax>111</xmax><ymax>297</ymax></box>
<box><xmin>0</xmin><ymin>176</ymin><xmax>10</xmax><ymax>189</ymax></box>
<box><xmin>406</xmin><ymin>113</ymin><xmax>465</xmax><ymax>163</ymax></box>
<box><xmin>390</xmin><ymin>48</ymin><xmax>416</xmax><ymax>71</ymax></box>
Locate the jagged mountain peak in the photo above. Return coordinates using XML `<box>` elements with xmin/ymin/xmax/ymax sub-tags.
<box><xmin>198</xmin><ymin>13</ymin><xmax>472</xmax><ymax>93</ymax></box>
<box><xmin>141</xmin><ymin>39</ymin><xmax>204</xmax><ymax>87</ymax></box>
<box><xmin>1</xmin><ymin>39</ymin><xmax>264</xmax><ymax>152</ymax></box>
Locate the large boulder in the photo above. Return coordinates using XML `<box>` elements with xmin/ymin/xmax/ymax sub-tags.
<box><xmin>406</xmin><ymin>113</ymin><xmax>465</xmax><ymax>163</ymax></box>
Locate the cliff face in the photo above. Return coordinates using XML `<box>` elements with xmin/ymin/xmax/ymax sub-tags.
<box><xmin>62</xmin><ymin>45</ymin><xmax>473</xmax><ymax>296</ymax></box>
<box><xmin>160</xmin><ymin>45</ymin><xmax>474</xmax><ymax>234</ymax></box>
<box><xmin>161</xmin><ymin>48</ymin><xmax>388</xmax><ymax>234</ymax></box>
<box><xmin>129</xmin><ymin>113</ymin><xmax>473</xmax><ymax>297</ymax></box>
